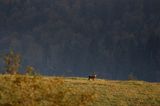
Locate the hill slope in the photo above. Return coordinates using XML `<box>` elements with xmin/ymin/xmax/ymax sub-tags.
<box><xmin>0</xmin><ymin>0</ymin><xmax>160</xmax><ymax>81</ymax></box>
<box><xmin>0</xmin><ymin>75</ymin><xmax>160</xmax><ymax>106</ymax></box>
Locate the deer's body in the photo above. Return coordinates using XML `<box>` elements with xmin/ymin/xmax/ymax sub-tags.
<box><xmin>88</xmin><ymin>74</ymin><xmax>96</xmax><ymax>80</ymax></box>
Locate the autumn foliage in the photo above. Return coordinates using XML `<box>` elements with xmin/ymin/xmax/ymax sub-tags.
<box><xmin>4</xmin><ymin>51</ymin><xmax>21</xmax><ymax>74</ymax></box>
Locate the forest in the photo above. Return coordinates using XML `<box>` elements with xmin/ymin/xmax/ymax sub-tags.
<box><xmin>0</xmin><ymin>0</ymin><xmax>160</xmax><ymax>81</ymax></box>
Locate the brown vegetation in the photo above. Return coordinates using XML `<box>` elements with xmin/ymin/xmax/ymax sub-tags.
<box><xmin>0</xmin><ymin>75</ymin><xmax>97</xmax><ymax>106</ymax></box>
<box><xmin>4</xmin><ymin>51</ymin><xmax>21</xmax><ymax>74</ymax></box>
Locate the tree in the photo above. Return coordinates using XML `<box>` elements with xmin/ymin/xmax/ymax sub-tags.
<box><xmin>128</xmin><ymin>72</ymin><xmax>137</xmax><ymax>80</ymax></box>
<box><xmin>4</xmin><ymin>50</ymin><xmax>21</xmax><ymax>74</ymax></box>
<box><xmin>25</xmin><ymin>66</ymin><xmax>36</xmax><ymax>76</ymax></box>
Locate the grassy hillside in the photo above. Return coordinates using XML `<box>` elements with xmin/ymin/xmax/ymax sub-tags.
<box><xmin>0</xmin><ymin>75</ymin><xmax>160</xmax><ymax>106</ymax></box>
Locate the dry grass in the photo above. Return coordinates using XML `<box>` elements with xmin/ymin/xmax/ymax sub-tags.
<box><xmin>64</xmin><ymin>78</ymin><xmax>160</xmax><ymax>106</ymax></box>
<box><xmin>0</xmin><ymin>75</ymin><xmax>160</xmax><ymax>106</ymax></box>
<box><xmin>0</xmin><ymin>75</ymin><xmax>96</xmax><ymax>106</ymax></box>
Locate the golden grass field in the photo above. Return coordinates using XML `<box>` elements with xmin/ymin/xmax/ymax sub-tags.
<box><xmin>0</xmin><ymin>74</ymin><xmax>160</xmax><ymax>106</ymax></box>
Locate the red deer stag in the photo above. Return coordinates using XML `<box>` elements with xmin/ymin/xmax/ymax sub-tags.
<box><xmin>88</xmin><ymin>74</ymin><xmax>96</xmax><ymax>81</ymax></box>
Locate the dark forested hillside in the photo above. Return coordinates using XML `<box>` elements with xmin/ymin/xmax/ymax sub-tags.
<box><xmin>0</xmin><ymin>0</ymin><xmax>160</xmax><ymax>81</ymax></box>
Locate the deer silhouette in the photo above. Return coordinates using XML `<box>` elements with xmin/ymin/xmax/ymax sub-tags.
<box><xmin>88</xmin><ymin>74</ymin><xmax>96</xmax><ymax>80</ymax></box>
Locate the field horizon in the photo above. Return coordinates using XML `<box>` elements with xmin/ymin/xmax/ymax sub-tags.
<box><xmin>0</xmin><ymin>74</ymin><xmax>160</xmax><ymax>106</ymax></box>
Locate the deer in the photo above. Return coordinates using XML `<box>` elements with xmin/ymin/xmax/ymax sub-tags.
<box><xmin>88</xmin><ymin>74</ymin><xmax>97</xmax><ymax>81</ymax></box>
